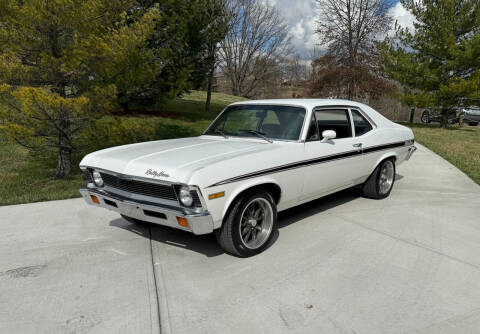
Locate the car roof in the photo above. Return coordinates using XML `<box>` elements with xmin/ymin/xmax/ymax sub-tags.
<box><xmin>229</xmin><ymin>98</ymin><xmax>394</xmax><ymax>127</ymax></box>
<box><xmin>230</xmin><ymin>98</ymin><xmax>370</xmax><ymax>110</ymax></box>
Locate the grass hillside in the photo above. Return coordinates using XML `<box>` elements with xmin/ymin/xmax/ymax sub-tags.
<box><xmin>145</xmin><ymin>90</ymin><xmax>248</xmax><ymax>121</ymax></box>
<box><xmin>0</xmin><ymin>91</ymin><xmax>246</xmax><ymax>206</ymax></box>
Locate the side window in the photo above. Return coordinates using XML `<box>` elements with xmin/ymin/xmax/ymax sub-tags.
<box><xmin>315</xmin><ymin>109</ymin><xmax>352</xmax><ymax>139</ymax></box>
<box><xmin>351</xmin><ymin>109</ymin><xmax>373</xmax><ymax>136</ymax></box>
<box><xmin>306</xmin><ymin>112</ymin><xmax>319</xmax><ymax>141</ymax></box>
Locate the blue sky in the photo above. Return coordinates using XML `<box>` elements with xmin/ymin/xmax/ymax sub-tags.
<box><xmin>267</xmin><ymin>0</ymin><xmax>414</xmax><ymax>60</ymax></box>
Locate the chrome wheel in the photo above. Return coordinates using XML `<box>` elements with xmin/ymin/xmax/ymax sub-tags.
<box><xmin>378</xmin><ymin>160</ymin><xmax>395</xmax><ymax>195</ymax></box>
<box><xmin>239</xmin><ymin>198</ymin><xmax>273</xmax><ymax>249</ymax></box>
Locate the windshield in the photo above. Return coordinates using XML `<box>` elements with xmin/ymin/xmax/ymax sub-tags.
<box><xmin>205</xmin><ymin>105</ymin><xmax>306</xmax><ymax>141</ymax></box>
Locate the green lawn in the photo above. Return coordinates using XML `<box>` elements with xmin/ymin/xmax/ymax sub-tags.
<box><xmin>0</xmin><ymin>91</ymin><xmax>245</xmax><ymax>206</ymax></box>
<box><xmin>0</xmin><ymin>136</ymin><xmax>86</xmax><ymax>205</ymax></box>
<box><xmin>403</xmin><ymin>123</ymin><xmax>480</xmax><ymax>185</ymax></box>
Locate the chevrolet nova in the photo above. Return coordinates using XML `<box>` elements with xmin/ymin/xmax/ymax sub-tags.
<box><xmin>79</xmin><ymin>99</ymin><xmax>416</xmax><ymax>256</ymax></box>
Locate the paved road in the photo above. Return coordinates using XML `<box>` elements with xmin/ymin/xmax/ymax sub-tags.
<box><xmin>1</xmin><ymin>144</ymin><xmax>479</xmax><ymax>334</ymax></box>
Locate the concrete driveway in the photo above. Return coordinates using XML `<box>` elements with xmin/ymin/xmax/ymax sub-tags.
<box><xmin>1</xmin><ymin>144</ymin><xmax>479</xmax><ymax>334</ymax></box>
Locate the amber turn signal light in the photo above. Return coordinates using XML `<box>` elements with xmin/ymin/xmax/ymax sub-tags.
<box><xmin>176</xmin><ymin>217</ymin><xmax>189</xmax><ymax>228</ymax></box>
<box><xmin>90</xmin><ymin>195</ymin><xmax>100</xmax><ymax>204</ymax></box>
<box><xmin>208</xmin><ymin>191</ymin><xmax>225</xmax><ymax>200</ymax></box>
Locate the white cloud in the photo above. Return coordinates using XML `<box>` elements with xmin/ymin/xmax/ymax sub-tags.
<box><xmin>270</xmin><ymin>0</ymin><xmax>414</xmax><ymax>60</ymax></box>
<box><xmin>291</xmin><ymin>21</ymin><xmax>306</xmax><ymax>40</ymax></box>
<box><xmin>388</xmin><ymin>1</ymin><xmax>415</xmax><ymax>32</ymax></box>
<box><xmin>269</xmin><ymin>0</ymin><xmax>323</xmax><ymax>60</ymax></box>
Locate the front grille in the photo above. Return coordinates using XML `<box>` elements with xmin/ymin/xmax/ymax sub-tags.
<box><xmin>83</xmin><ymin>169</ymin><xmax>93</xmax><ymax>183</ymax></box>
<box><xmin>101</xmin><ymin>173</ymin><xmax>177</xmax><ymax>201</ymax></box>
<box><xmin>191</xmin><ymin>191</ymin><xmax>202</xmax><ymax>207</ymax></box>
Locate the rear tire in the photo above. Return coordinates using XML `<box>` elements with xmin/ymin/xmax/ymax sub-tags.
<box><xmin>362</xmin><ymin>159</ymin><xmax>396</xmax><ymax>199</ymax></box>
<box><xmin>215</xmin><ymin>190</ymin><xmax>277</xmax><ymax>257</ymax></box>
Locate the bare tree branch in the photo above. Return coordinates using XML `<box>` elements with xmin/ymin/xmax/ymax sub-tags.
<box><xmin>218</xmin><ymin>0</ymin><xmax>292</xmax><ymax>97</ymax></box>
<box><xmin>313</xmin><ymin>0</ymin><xmax>394</xmax><ymax>99</ymax></box>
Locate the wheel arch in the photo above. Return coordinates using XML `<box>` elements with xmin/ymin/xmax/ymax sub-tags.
<box><xmin>221</xmin><ymin>180</ymin><xmax>282</xmax><ymax>221</ymax></box>
<box><xmin>371</xmin><ymin>152</ymin><xmax>397</xmax><ymax>174</ymax></box>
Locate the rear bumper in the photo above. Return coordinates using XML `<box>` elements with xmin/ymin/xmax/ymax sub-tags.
<box><xmin>79</xmin><ymin>188</ymin><xmax>214</xmax><ymax>235</ymax></box>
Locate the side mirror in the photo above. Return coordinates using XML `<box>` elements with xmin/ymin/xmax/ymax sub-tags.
<box><xmin>320</xmin><ymin>130</ymin><xmax>336</xmax><ymax>143</ymax></box>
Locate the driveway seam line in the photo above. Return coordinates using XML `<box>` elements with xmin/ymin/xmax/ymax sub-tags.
<box><xmin>147</xmin><ymin>225</ymin><xmax>162</xmax><ymax>334</ymax></box>
<box><xmin>335</xmin><ymin>213</ymin><xmax>480</xmax><ymax>271</ymax></box>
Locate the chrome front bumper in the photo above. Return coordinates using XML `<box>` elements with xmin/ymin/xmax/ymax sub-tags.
<box><xmin>406</xmin><ymin>145</ymin><xmax>417</xmax><ymax>160</ymax></box>
<box><xmin>79</xmin><ymin>188</ymin><xmax>214</xmax><ymax>235</ymax></box>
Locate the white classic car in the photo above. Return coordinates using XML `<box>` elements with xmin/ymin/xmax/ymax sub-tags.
<box><xmin>79</xmin><ymin>99</ymin><xmax>416</xmax><ymax>257</ymax></box>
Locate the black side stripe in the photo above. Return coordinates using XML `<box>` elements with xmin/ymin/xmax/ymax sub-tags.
<box><xmin>207</xmin><ymin>140</ymin><xmax>410</xmax><ymax>187</ymax></box>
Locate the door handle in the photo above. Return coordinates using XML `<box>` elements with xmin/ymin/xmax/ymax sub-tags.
<box><xmin>352</xmin><ymin>143</ymin><xmax>362</xmax><ymax>148</ymax></box>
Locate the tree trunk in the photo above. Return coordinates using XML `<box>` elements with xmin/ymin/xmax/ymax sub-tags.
<box><xmin>440</xmin><ymin>109</ymin><xmax>448</xmax><ymax>129</ymax></box>
<box><xmin>55</xmin><ymin>112</ymin><xmax>72</xmax><ymax>178</ymax></box>
<box><xmin>459</xmin><ymin>111</ymin><xmax>464</xmax><ymax>127</ymax></box>
<box><xmin>205</xmin><ymin>64</ymin><xmax>215</xmax><ymax>113</ymax></box>
<box><xmin>56</xmin><ymin>147</ymin><xmax>72</xmax><ymax>178</ymax></box>
<box><xmin>231</xmin><ymin>85</ymin><xmax>239</xmax><ymax>96</ymax></box>
<box><xmin>409</xmin><ymin>108</ymin><xmax>415</xmax><ymax>123</ymax></box>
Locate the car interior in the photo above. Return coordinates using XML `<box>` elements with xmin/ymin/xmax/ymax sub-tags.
<box><xmin>307</xmin><ymin>109</ymin><xmax>352</xmax><ymax>140</ymax></box>
<box><xmin>259</xmin><ymin>109</ymin><xmax>305</xmax><ymax>140</ymax></box>
<box><xmin>351</xmin><ymin>109</ymin><xmax>373</xmax><ymax>136</ymax></box>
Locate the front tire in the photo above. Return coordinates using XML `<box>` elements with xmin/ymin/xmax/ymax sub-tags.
<box><xmin>421</xmin><ymin>111</ymin><xmax>430</xmax><ymax>123</ymax></box>
<box><xmin>362</xmin><ymin>159</ymin><xmax>396</xmax><ymax>199</ymax></box>
<box><xmin>215</xmin><ymin>190</ymin><xmax>277</xmax><ymax>257</ymax></box>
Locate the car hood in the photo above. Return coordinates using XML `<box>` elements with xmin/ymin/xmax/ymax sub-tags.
<box><xmin>80</xmin><ymin>136</ymin><xmax>280</xmax><ymax>184</ymax></box>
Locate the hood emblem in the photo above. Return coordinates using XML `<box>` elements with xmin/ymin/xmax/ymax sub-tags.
<box><xmin>145</xmin><ymin>169</ymin><xmax>170</xmax><ymax>178</ymax></box>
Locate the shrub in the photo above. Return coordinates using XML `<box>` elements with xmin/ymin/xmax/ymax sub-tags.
<box><xmin>77</xmin><ymin>116</ymin><xmax>208</xmax><ymax>155</ymax></box>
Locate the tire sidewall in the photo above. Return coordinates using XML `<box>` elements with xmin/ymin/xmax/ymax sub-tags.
<box><xmin>421</xmin><ymin>111</ymin><xmax>430</xmax><ymax>123</ymax></box>
<box><xmin>228</xmin><ymin>191</ymin><xmax>277</xmax><ymax>257</ymax></box>
<box><xmin>375</xmin><ymin>159</ymin><xmax>396</xmax><ymax>198</ymax></box>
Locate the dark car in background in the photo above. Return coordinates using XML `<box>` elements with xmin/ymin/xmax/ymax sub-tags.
<box><xmin>420</xmin><ymin>108</ymin><xmax>460</xmax><ymax>124</ymax></box>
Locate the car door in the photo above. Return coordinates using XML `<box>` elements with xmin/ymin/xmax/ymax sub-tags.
<box><xmin>300</xmin><ymin>108</ymin><xmax>365</xmax><ymax>201</ymax></box>
<box><xmin>349</xmin><ymin>108</ymin><xmax>377</xmax><ymax>179</ymax></box>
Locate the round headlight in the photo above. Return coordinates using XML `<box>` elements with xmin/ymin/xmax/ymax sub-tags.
<box><xmin>92</xmin><ymin>171</ymin><xmax>104</xmax><ymax>187</ymax></box>
<box><xmin>179</xmin><ymin>187</ymin><xmax>193</xmax><ymax>207</ymax></box>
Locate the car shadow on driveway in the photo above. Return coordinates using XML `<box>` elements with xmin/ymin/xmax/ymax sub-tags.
<box><xmin>109</xmin><ymin>218</ymin><xmax>224</xmax><ymax>257</ymax></box>
<box><xmin>277</xmin><ymin>186</ymin><xmax>362</xmax><ymax>229</ymax></box>
<box><xmin>108</xmin><ymin>181</ymin><xmax>401</xmax><ymax>257</ymax></box>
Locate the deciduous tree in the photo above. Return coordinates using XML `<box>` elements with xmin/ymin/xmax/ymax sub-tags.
<box><xmin>313</xmin><ymin>0</ymin><xmax>393</xmax><ymax>99</ymax></box>
<box><xmin>219</xmin><ymin>0</ymin><xmax>291</xmax><ymax>98</ymax></box>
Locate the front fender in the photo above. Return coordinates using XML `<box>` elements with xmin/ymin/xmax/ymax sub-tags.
<box><xmin>204</xmin><ymin>177</ymin><xmax>282</xmax><ymax>229</ymax></box>
<box><xmin>220</xmin><ymin>177</ymin><xmax>281</xmax><ymax>220</ymax></box>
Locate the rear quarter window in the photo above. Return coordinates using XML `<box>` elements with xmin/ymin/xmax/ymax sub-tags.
<box><xmin>351</xmin><ymin>109</ymin><xmax>373</xmax><ymax>136</ymax></box>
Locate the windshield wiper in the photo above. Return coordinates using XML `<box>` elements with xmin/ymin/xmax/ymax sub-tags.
<box><xmin>213</xmin><ymin>129</ymin><xmax>228</xmax><ymax>139</ymax></box>
<box><xmin>239</xmin><ymin>129</ymin><xmax>273</xmax><ymax>143</ymax></box>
